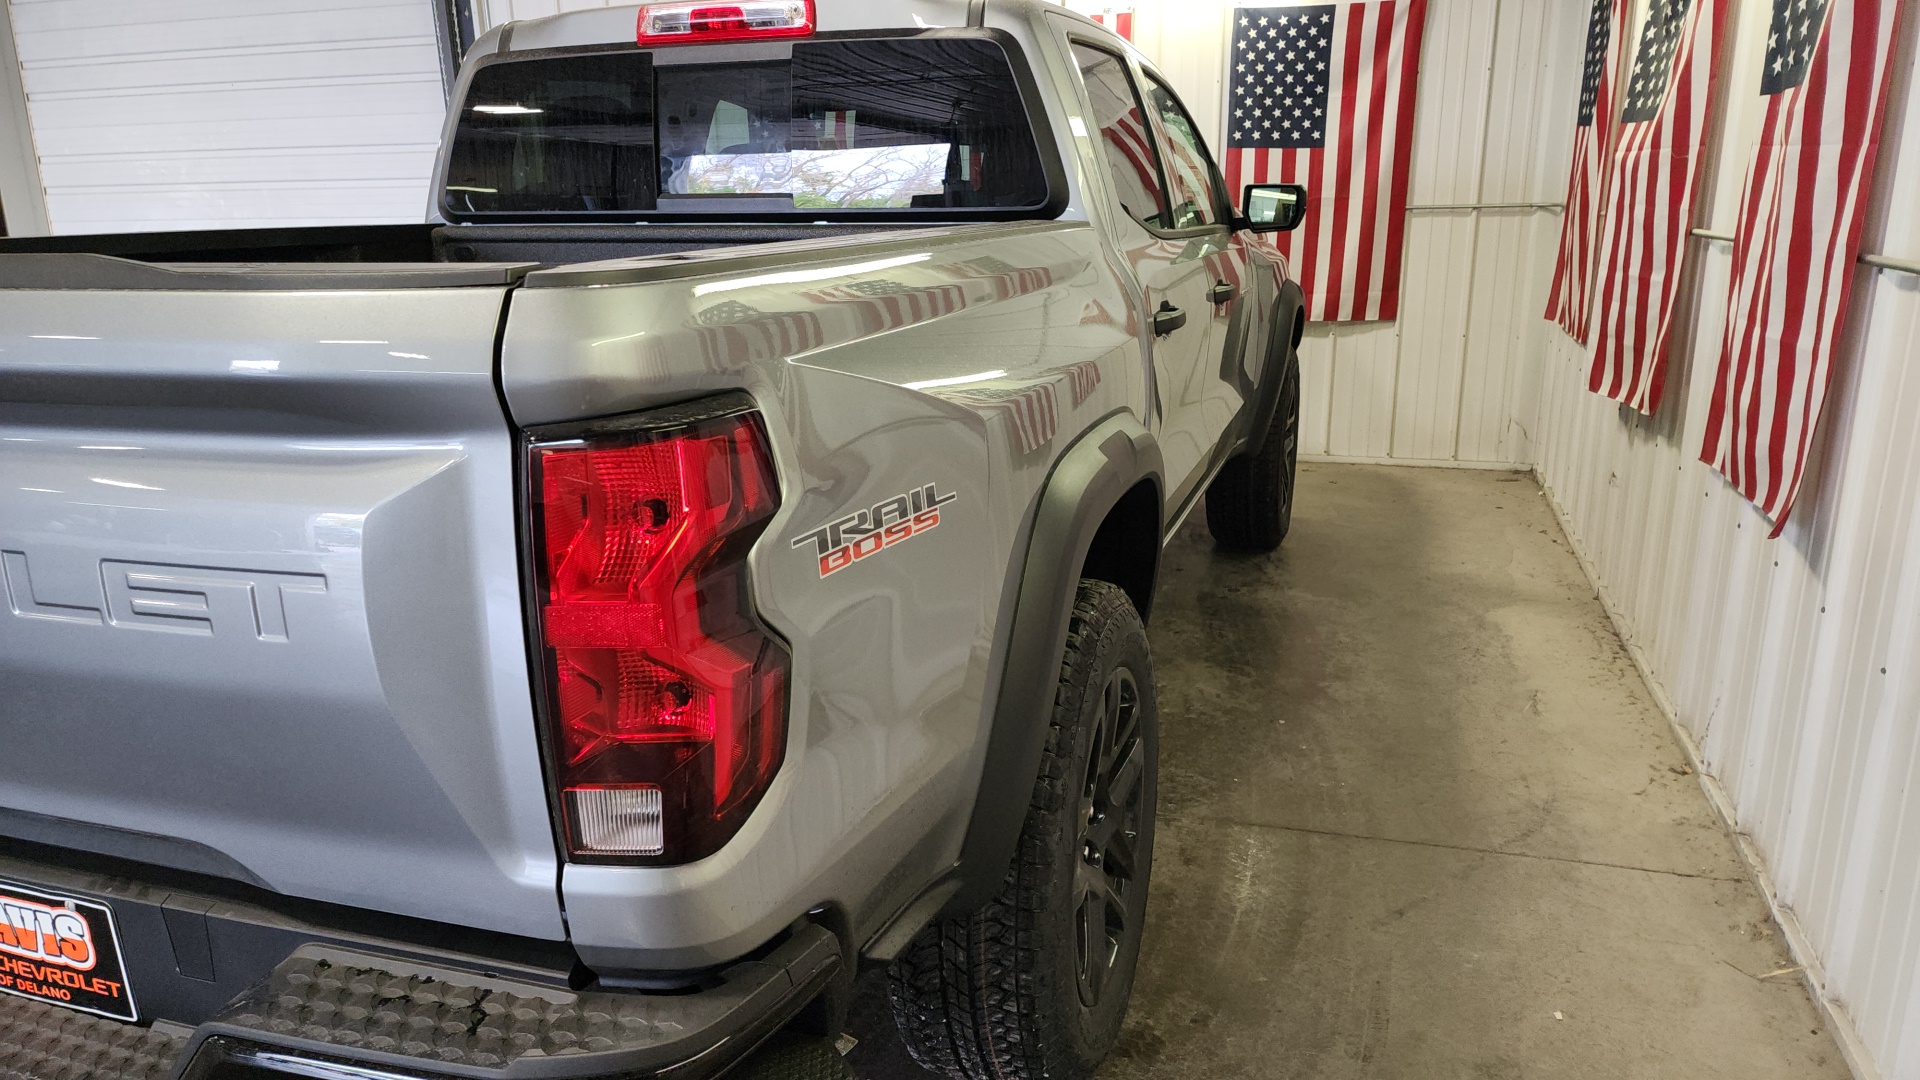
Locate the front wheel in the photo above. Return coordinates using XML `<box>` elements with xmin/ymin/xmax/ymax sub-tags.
<box><xmin>887</xmin><ymin>580</ymin><xmax>1158</xmax><ymax>1080</ymax></box>
<box><xmin>1205</xmin><ymin>352</ymin><xmax>1300</xmax><ymax>552</ymax></box>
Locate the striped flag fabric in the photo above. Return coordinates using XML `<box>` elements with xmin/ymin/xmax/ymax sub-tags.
<box><xmin>802</xmin><ymin>280</ymin><xmax>968</xmax><ymax>336</ymax></box>
<box><xmin>1072</xmin><ymin>45</ymin><xmax>1163</xmax><ymax>219</ymax></box>
<box><xmin>1090</xmin><ymin>8</ymin><xmax>1135</xmax><ymax>40</ymax></box>
<box><xmin>955</xmin><ymin>383</ymin><xmax>1061</xmax><ymax>456</ymax></box>
<box><xmin>1699</xmin><ymin>0</ymin><xmax>1904</xmax><ymax>536</ymax></box>
<box><xmin>1586</xmin><ymin>0</ymin><xmax>1728</xmax><ymax>414</ymax></box>
<box><xmin>1543</xmin><ymin>0</ymin><xmax>1628</xmax><ymax>343</ymax></box>
<box><xmin>817</xmin><ymin>110</ymin><xmax>856</xmax><ymax>149</ymax></box>
<box><xmin>1223</xmin><ymin>2</ymin><xmax>1429</xmax><ymax>323</ymax></box>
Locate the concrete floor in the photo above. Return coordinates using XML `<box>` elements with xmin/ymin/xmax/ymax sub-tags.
<box><xmin>842</xmin><ymin>464</ymin><xmax>1848</xmax><ymax>1080</ymax></box>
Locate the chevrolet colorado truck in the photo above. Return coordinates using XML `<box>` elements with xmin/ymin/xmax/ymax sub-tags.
<box><xmin>0</xmin><ymin>3</ymin><xmax>1306</xmax><ymax>1078</ymax></box>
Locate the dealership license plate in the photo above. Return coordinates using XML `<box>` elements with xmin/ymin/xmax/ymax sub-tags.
<box><xmin>0</xmin><ymin>880</ymin><xmax>137</xmax><ymax>1022</ymax></box>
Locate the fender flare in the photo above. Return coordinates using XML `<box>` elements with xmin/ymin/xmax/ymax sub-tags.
<box><xmin>1239</xmin><ymin>276</ymin><xmax>1306</xmax><ymax>458</ymax></box>
<box><xmin>944</xmin><ymin>412</ymin><xmax>1163</xmax><ymax>916</ymax></box>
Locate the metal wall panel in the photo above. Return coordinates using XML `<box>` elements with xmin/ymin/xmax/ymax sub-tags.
<box><xmin>7</xmin><ymin>0</ymin><xmax>449</xmax><ymax>233</ymax></box>
<box><xmin>1533</xmin><ymin>4</ymin><xmax>1920</xmax><ymax>1072</ymax></box>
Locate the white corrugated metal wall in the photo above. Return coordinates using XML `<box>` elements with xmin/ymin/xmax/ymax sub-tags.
<box><xmin>1529</xmin><ymin>0</ymin><xmax>1920</xmax><ymax>1073</ymax></box>
<box><xmin>1136</xmin><ymin>3</ymin><xmax>1920</xmax><ymax>1077</ymax></box>
<box><xmin>5</xmin><ymin>0</ymin><xmax>450</xmax><ymax>234</ymax></box>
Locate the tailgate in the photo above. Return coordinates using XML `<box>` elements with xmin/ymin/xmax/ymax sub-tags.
<box><xmin>0</xmin><ymin>285</ymin><xmax>563</xmax><ymax>940</ymax></box>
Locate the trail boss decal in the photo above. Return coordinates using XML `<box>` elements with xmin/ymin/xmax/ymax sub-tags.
<box><xmin>793</xmin><ymin>483</ymin><xmax>957</xmax><ymax>577</ymax></box>
<box><xmin>0</xmin><ymin>881</ymin><xmax>136</xmax><ymax>1021</ymax></box>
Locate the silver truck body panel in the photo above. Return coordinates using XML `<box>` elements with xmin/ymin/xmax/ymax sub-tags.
<box><xmin>0</xmin><ymin>288</ymin><xmax>565</xmax><ymax>940</ymax></box>
<box><xmin>500</xmin><ymin>218</ymin><xmax>1142</xmax><ymax>967</ymax></box>
<box><xmin>0</xmin><ymin>0</ymin><xmax>1288</xmax><ymax>975</ymax></box>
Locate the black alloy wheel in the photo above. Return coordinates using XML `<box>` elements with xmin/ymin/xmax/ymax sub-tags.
<box><xmin>1205</xmin><ymin>350</ymin><xmax>1301</xmax><ymax>551</ymax></box>
<box><xmin>1075</xmin><ymin>666</ymin><xmax>1144</xmax><ymax>1008</ymax></box>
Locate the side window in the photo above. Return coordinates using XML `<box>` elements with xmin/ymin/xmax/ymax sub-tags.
<box><xmin>1070</xmin><ymin>43</ymin><xmax>1169</xmax><ymax>232</ymax></box>
<box><xmin>1143</xmin><ymin>75</ymin><xmax>1222</xmax><ymax>229</ymax></box>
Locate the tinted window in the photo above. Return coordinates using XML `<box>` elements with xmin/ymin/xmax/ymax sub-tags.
<box><xmin>1144</xmin><ymin>75</ymin><xmax>1222</xmax><ymax>228</ymax></box>
<box><xmin>1070</xmin><ymin>43</ymin><xmax>1168</xmax><ymax>232</ymax></box>
<box><xmin>446</xmin><ymin>39</ymin><xmax>1050</xmax><ymax>218</ymax></box>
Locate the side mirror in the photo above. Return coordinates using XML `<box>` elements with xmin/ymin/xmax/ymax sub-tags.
<box><xmin>1241</xmin><ymin>183</ymin><xmax>1308</xmax><ymax>232</ymax></box>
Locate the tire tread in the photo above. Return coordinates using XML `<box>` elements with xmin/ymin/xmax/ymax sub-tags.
<box><xmin>887</xmin><ymin>582</ymin><xmax>1145</xmax><ymax>1080</ymax></box>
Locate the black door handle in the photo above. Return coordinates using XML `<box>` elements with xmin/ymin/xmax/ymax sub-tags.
<box><xmin>1153</xmin><ymin>301</ymin><xmax>1187</xmax><ymax>337</ymax></box>
<box><xmin>1210</xmin><ymin>281</ymin><xmax>1237</xmax><ymax>304</ymax></box>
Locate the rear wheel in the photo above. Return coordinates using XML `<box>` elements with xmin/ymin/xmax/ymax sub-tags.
<box><xmin>887</xmin><ymin>581</ymin><xmax>1158</xmax><ymax>1080</ymax></box>
<box><xmin>1205</xmin><ymin>352</ymin><xmax>1300</xmax><ymax>552</ymax></box>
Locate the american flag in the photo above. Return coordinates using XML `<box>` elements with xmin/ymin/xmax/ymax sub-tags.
<box><xmin>1543</xmin><ymin>0</ymin><xmax>1627</xmax><ymax>343</ymax></box>
<box><xmin>1585</xmin><ymin>0</ymin><xmax>1728</xmax><ymax>413</ymax></box>
<box><xmin>1699</xmin><ymin>0</ymin><xmax>1903</xmax><ymax>536</ymax></box>
<box><xmin>1223</xmin><ymin>2</ymin><xmax>1429</xmax><ymax>323</ymax></box>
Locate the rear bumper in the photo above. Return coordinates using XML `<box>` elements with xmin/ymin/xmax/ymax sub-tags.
<box><xmin>0</xmin><ymin>847</ymin><xmax>840</xmax><ymax>1080</ymax></box>
<box><xmin>176</xmin><ymin>929</ymin><xmax>839</xmax><ymax>1080</ymax></box>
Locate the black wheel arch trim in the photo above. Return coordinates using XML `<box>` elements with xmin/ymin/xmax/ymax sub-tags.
<box><xmin>945</xmin><ymin>413</ymin><xmax>1164</xmax><ymax>918</ymax></box>
<box><xmin>1240</xmin><ymin>277</ymin><xmax>1305</xmax><ymax>459</ymax></box>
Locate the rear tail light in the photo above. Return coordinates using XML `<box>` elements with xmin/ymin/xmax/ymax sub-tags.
<box><xmin>636</xmin><ymin>0</ymin><xmax>815</xmax><ymax>45</ymax></box>
<box><xmin>527</xmin><ymin>397</ymin><xmax>787</xmax><ymax>864</ymax></box>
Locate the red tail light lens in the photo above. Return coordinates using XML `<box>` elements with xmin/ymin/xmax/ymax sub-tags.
<box><xmin>528</xmin><ymin>400</ymin><xmax>787</xmax><ymax>864</ymax></box>
<box><xmin>636</xmin><ymin>0</ymin><xmax>815</xmax><ymax>44</ymax></box>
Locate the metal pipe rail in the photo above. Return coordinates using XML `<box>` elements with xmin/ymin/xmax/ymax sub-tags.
<box><xmin>1689</xmin><ymin>226</ymin><xmax>1916</xmax><ymax>276</ymax></box>
<box><xmin>1406</xmin><ymin>201</ymin><xmax>1565</xmax><ymax>211</ymax></box>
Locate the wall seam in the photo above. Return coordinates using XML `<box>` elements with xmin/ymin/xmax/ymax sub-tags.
<box><xmin>1448</xmin><ymin>0</ymin><xmax>1504</xmax><ymax>463</ymax></box>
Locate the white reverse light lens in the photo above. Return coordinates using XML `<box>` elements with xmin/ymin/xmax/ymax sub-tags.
<box><xmin>567</xmin><ymin>786</ymin><xmax>665</xmax><ymax>855</ymax></box>
<box><xmin>638</xmin><ymin>1</ymin><xmax>813</xmax><ymax>41</ymax></box>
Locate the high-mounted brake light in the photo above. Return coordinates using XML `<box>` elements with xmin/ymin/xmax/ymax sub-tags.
<box><xmin>636</xmin><ymin>0</ymin><xmax>815</xmax><ymax>44</ymax></box>
<box><xmin>528</xmin><ymin>400</ymin><xmax>787</xmax><ymax>864</ymax></box>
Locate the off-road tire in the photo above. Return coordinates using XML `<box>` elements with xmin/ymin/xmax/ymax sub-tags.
<box><xmin>887</xmin><ymin>580</ymin><xmax>1158</xmax><ymax>1080</ymax></box>
<box><xmin>1205</xmin><ymin>351</ymin><xmax>1300</xmax><ymax>551</ymax></box>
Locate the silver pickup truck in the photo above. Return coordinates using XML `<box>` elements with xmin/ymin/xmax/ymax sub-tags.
<box><xmin>0</xmin><ymin>3</ymin><xmax>1305</xmax><ymax>1078</ymax></box>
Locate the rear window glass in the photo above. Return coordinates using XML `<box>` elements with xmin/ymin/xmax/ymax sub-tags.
<box><xmin>445</xmin><ymin>39</ymin><xmax>1051</xmax><ymax>218</ymax></box>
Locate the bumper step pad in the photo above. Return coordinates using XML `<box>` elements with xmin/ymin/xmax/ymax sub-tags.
<box><xmin>0</xmin><ymin>995</ymin><xmax>184</xmax><ymax>1080</ymax></box>
<box><xmin>215</xmin><ymin>952</ymin><xmax>641</xmax><ymax>1068</ymax></box>
<box><xmin>185</xmin><ymin>926</ymin><xmax>840</xmax><ymax>1079</ymax></box>
<box><xmin>0</xmin><ymin>924</ymin><xmax>838</xmax><ymax>1080</ymax></box>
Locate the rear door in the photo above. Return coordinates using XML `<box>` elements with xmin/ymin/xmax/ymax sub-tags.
<box><xmin>1069</xmin><ymin>42</ymin><xmax>1229</xmax><ymax>511</ymax></box>
<box><xmin>0</xmin><ymin>281</ymin><xmax>564</xmax><ymax>940</ymax></box>
<box><xmin>1133</xmin><ymin>70</ymin><xmax>1247</xmax><ymax>512</ymax></box>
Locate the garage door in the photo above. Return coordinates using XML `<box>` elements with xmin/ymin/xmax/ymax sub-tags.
<box><xmin>10</xmin><ymin>0</ymin><xmax>449</xmax><ymax>234</ymax></box>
